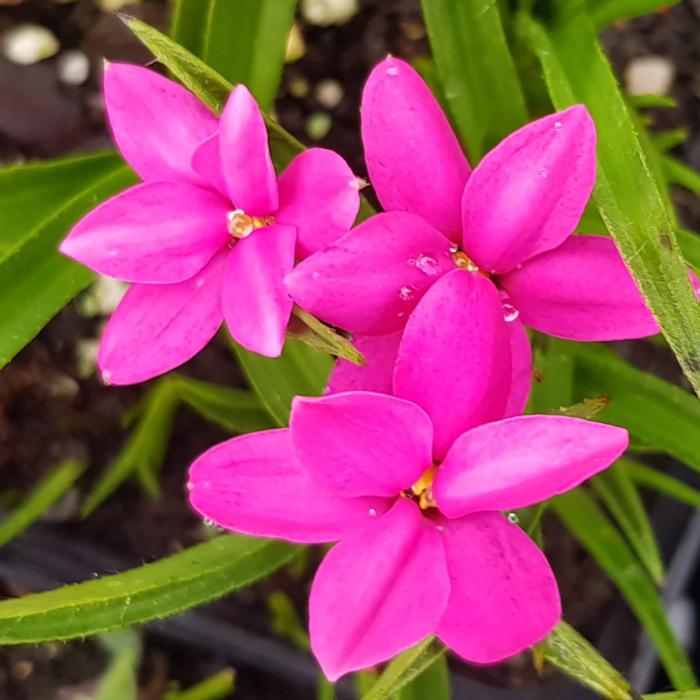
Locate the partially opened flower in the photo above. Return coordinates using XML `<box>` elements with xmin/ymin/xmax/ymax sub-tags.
<box><xmin>60</xmin><ymin>64</ymin><xmax>359</xmax><ymax>384</ymax></box>
<box><xmin>287</xmin><ymin>56</ymin><xmax>662</xmax><ymax>393</ymax></box>
<box><xmin>188</xmin><ymin>272</ymin><xmax>628</xmax><ymax>679</ymax></box>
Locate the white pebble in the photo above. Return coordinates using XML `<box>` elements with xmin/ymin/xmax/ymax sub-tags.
<box><xmin>624</xmin><ymin>55</ymin><xmax>675</xmax><ymax>96</ymax></box>
<box><xmin>57</xmin><ymin>49</ymin><xmax>90</xmax><ymax>85</ymax></box>
<box><xmin>3</xmin><ymin>24</ymin><xmax>60</xmax><ymax>65</ymax></box>
<box><xmin>301</xmin><ymin>0</ymin><xmax>359</xmax><ymax>26</ymax></box>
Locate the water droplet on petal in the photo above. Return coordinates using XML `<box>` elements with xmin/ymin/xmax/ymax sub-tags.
<box><xmin>539</xmin><ymin>167</ymin><xmax>549</xmax><ymax>179</ymax></box>
<box><xmin>311</xmin><ymin>271</ymin><xmax>320</xmax><ymax>281</ymax></box>
<box><xmin>386</xmin><ymin>65</ymin><xmax>399</xmax><ymax>77</ymax></box>
<box><xmin>399</xmin><ymin>285</ymin><xmax>414</xmax><ymax>301</ymax></box>
<box><xmin>410</xmin><ymin>253</ymin><xmax>439</xmax><ymax>276</ymax></box>
<box><xmin>101</xmin><ymin>369</ymin><xmax>112</xmax><ymax>386</ymax></box>
<box><xmin>436</xmin><ymin>525</ymin><xmax>445</xmax><ymax>533</ymax></box>
<box><xmin>368</xmin><ymin>508</ymin><xmax>377</xmax><ymax>517</ymax></box>
<box><xmin>554</xmin><ymin>121</ymin><xmax>563</xmax><ymax>129</ymax></box>
<box><xmin>507</xmin><ymin>512</ymin><xmax>520</xmax><ymax>525</ymax></box>
<box><xmin>203</xmin><ymin>518</ymin><xmax>216</xmax><ymax>528</ymax></box>
<box><xmin>502</xmin><ymin>302</ymin><xmax>520</xmax><ymax>323</ymax></box>
<box><xmin>196</xmin><ymin>277</ymin><xmax>205</xmax><ymax>288</ymax></box>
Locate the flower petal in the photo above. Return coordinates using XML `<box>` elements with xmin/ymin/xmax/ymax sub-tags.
<box><xmin>462</xmin><ymin>106</ymin><xmax>596</xmax><ymax>273</ymax></box>
<box><xmin>60</xmin><ymin>181</ymin><xmax>230</xmax><ymax>284</ymax></box>
<box><xmin>286</xmin><ymin>212</ymin><xmax>454</xmax><ymax>336</ymax></box>
<box><xmin>310</xmin><ymin>499</ymin><xmax>449</xmax><ymax>681</ymax></box>
<box><xmin>394</xmin><ymin>270</ymin><xmax>511</xmax><ymax>461</ymax></box>
<box><xmin>361</xmin><ymin>56</ymin><xmax>470</xmax><ymax>240</ymax></box>
<box><xmin>327</xmin><ymin>332</ymin><xmax>402</xmax><ymax>395</ymax></box>
<box><xmin>436</xmin><ymin>512</ymin><xmax>560</xmax><ymax>664</ymax></box>
<box><xmin>191</xmin><ymin>133</ymin><xmax>228</xmax><ymax>197</ymax></box>
<box><xmin>188</xmin><ymin>428</ymin><xmax>386</xmax><ymax>544</ymax></box>
<box><xmin>290</xmin><ymin>392</ymin><xmax>433</xmax><ymax>498</ymax></box>
<box><xmin>276</xmin><ymin>148</ymin><xmax>360</xmax><ymax>259</ymax></box>
<box><xmin>219</xmin><ymin>84</ymin><xmax>278</xmax><ymax>214</ymax></box>
<box><xmin>505</xmin><ymin>320</ymin><xmax>533</xmax><ymax>417</ymax></box>
<box><xmin>223</xmin><ymin>224</ymin><xmax>296</xmax><ymax>358</ymax></box>
<box><xmin>98</xmin><ymin>251</ymin><xmax>226</xmax><ymax>385</ymax></box>
<box><xmin>104</xmin><ymin>63</ymin><xmax>217</xmax><ymax>185</ymax></box>
<box><xmin>433</xmin><ymin>415</ymin><xmax>629</xmax><ymax>518</ymax></box>
<box><xmin>500</xmin><ymin>234</ymin><xmax>660</xmax><ymax>341</ymax></box>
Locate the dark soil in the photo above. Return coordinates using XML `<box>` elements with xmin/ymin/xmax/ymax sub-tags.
<box><xmin>0</xmin><ymin>0</ymin><xmax>699</xmax><ymax>698</ymax></box>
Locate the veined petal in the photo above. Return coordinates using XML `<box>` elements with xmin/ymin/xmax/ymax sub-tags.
<box><xmin>188</xmin><ymin>429</ymin><xmax>386</xmax><ymax>544</ymax></box>
<box><xmin>310</xmin><ymin>499</ymin><xmax>449</xmax><ymax>681</ymax></box>
<box><xmin>223</xmin><ymin>224</ymin><xmax>296</xmax><ymax>358</ymax></box>
<box><xmin>290</xmin><ymin>392</ymin><xmax>433</xmax><ymax>498</ymax></box>
<box><xmin>433</xmin><ymin>415</ymin><xmax>628</xmax><ymax>518</ymax></box>
<box><xmin>276</xmin><ymin>148</ymin><xmax>360</xmax><ymax>259</ymax></box>
<box><xmin>192</xmin><ymin>133</ymin><xmax>228</xmax><ymax>197</ymax></box>
<box><xmin>500</xmin><ymin>235</ymin><xmax>660</xmax><ymax>341</ymax></box>
<box><xmin>60</xmin><ymin>181</ymin><xmax>229</xmax><ymax>284</ymax></box>
<box><xmin>104</xmin><ymin>63</ymin><xmax>217</xmax><ymax>185</ymax></box>
<box><xmin>394</xmin><ymin>270</ymin><xmax>511</xmax><ymax>461</ymax></box>
<box><xmin>505</xmin><ymin>320</ymin><xmax>533</xmax><ymax>417</ymax></box>
<box><xmin>98</xmin><ymin>251</ymin><xmax>226</xmax><ymax>385</ymax></box>
<box><xmin>286</xmin><ymin>212</ymin><xmax>454</xmax><ymax>336</ymax></box>
<box><xmin>462</xmin><ymin>106</ymin><xmax>596</xmax><ymax>274</ymax></box>
<box><xmin>361</xmin><ymin>56</ymin><xmax>470</xmax><ymax>240</ymax></box>
<box><xmin>327</xmin><ymin>332</ymin><xmax>402</xmax><ymax>395</ymax></box>
<box><xmin>219</xmin><ymin>84</ymin><xmax>278</xmax><ymax>215</ymax></box>
<box><xmin>436</xmin><ymin>512</ymin><xmax>560</xmax><ymax>664</ymax></box>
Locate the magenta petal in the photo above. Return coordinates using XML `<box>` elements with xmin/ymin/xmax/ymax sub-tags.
<box><xmin>327</xmin><ymin>332</ymin><xmax>402</xmax><ymax>395</ymax></box>
<box><xmin>436</xmin><ymin>512</ymin><xmax>560</xmax><ymax>664</ymax></box>
<box><xmin>188</xmin><ymin>429</ymin><xmax>386</xmax><ymax>544</ymax></box>
<box><xmin>433</xmin><ymin>415</ymin><xmax>628</xmax><ymax>518</ymax></box>
<box><xmin>361</xmin><ymin>57</ymin><xmax>470</xmax><ymax>240</ymax></box>
<box><xmin>98</xmin><ymin>251</ymin><xmax>226</xmax><ymax>385</ymax></box>
<box><xmin>286</xmin><ymin>212</ymin><xmax>454</xmax><ymax>336</ymax></box>
<box><xmin>462</xmin><ymin>106</ymin><xmax>596</xmax><ymax>273</ymax></box>
<box><xmin>290</xmin><ymin>392</ymin><xmax>433</xmax><ymax>498</ymax></box>
<box><xmin>276</xmin><ymin>148</ymin><xmax>360</xmax><ymax>259</ymax></box>
<box><xmin>60</xmin><ymin>181</ymin><xmax>229</xmax><ymax>284</ymax></box>
<box><xmin>394</xmin><ymin>270</ymin><xmax>511</xmax><ymax>461</ymax></box>
<box><xmin>223</xmin><ymin>224</ymin><xmax>295</xmax><ymax>357</ymax></box>
<box><xmin>505</xmin><ymin>320</ymin><xmax>532</xmax><ymax>417</ymax></box>
<box><xmin>219</xmin><ymin>85</ymin><xmax>278</xmax><ymax>215</ymax></box>
<box><xmin>104</xmin><ymin>63</ymin><xmax>217</xmax><ymax>185</ymax></box>
<box><xmin>500</xmin><ymin>234</ymin><xmax>660</xmax><ymax>341</ymax></box>
<box><xmin>310</xmin><ymin>499</ymin><xmax>449</xmax><ymax>681</ymax></box>
<box><xmin>192</xmin><ymin>133</ymin><xmax>228</xmax><ymax>196</ymax></box>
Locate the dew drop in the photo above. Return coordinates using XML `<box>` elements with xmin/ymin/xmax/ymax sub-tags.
<box><xmin>386</xmin><ymin>65</ymin><xmax>399</xmax><ymax>77</ymax></box>
<box><xmin>399</xmin><ymin>285</ymin><xmax>414</xmax><ymax>301</ymax></box>
<box><xmin>554</xmin><ymin>121</ymin><xmax>563</xmax><ymax>129</ymax></box>
<box><xmin>368</xmin><ymin>508</ymin><xmax>377</xmax><ymax>517</ymax></box>
<box><xmin>507</xmin><ymin>512</ymin><xmax>520</xmax><ymax>525</ymax></box>
<box><xmin>539</xmin><ymin>167</ymin><xmax>549</xmax><ymax>179</ymax></box>
<box><xmin>502</xmin><ymin>302</ymin><xmax>520</xmax><ymax>323</ymax></box>
<box><xmin>196</xmin><ymin>277</ymin><xmax>205</xmax><ymax>288</ymax></box>
<box><xmin>436</xmin><ymin>525</ymin><xmax>445</xmax><ymax>533</ymax></box>
<box><xmin>410</xmin><ymin>253</ymin><xmax>439</xmax><ymax>276</ymax></box>
<box><xmin>311</xmin><ymin>271</ymin><xmax>320</xmax><ymax>281</ymax></box>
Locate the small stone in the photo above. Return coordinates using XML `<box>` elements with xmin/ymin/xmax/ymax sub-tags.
<box><xmin>624</xmin><ymin>55</ymin><xmax>675</xmax><ymax>96</ymax></box>
<box><xmin>57</xmin><ymin>49</ymin><xmax>90</xmax><ymax>85</ymax></box>
<box><xmin>301</xmin><ymin>0</ymin><xmax>359</xmax><ymax>26</ymax></box>
<box><xmin>315</xmin><ymin>79</ymin><xmax>344</xmax><ymax>110</ymax></box>
<box><xmin>3</xmin><ymin>24</ymin><xmax>60</xmax><ymax>65</ymax></box>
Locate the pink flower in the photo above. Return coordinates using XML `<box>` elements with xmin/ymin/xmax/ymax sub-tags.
<box><xmin>60</xmin><ymin>64</ymin><xmax>359</xmax><ymax>384</ymax></box>
<box><xmin>187</xmin><ymin>278</ymin><xmax>629</xmax><ymax>680</ymax></box>
<box><xmin>287</xmin><ymin>56</ymin><xmax>660</xmax><ymax>393</ymax></box>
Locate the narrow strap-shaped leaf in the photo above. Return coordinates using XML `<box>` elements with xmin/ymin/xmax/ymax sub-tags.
<box><xmin>398</xmin><ymin>651</ymin><xmax>449</xmax><ymax>700</ymax></box>
<box><xmin>644</xmin><ymin>691</ymin><xmax>700</xmax><ymax>699</ymax></box>
<box><xmin>0</xmin><ymin>534</ymin><xmax>296</xmax><ymax>643</ymax></box>
<box><xmin>529</xmin><ymin>336</ymin><xmax>575</xmax><ymax>412</ymax></box>
<box><xmin>164</xmin><ymin>668</ymin><xmax>236</xmax><ymax>700</ymax></box>
<box><xmin>593</xmin><ymin>462</ymin><xmax>666</xmax><ymax>584</ymax></box>
<box><xmin>202</xmin><ymin>0</ymin><xmax>297</xmax><ymax>111</ymax></box>
<box><xmin>94</xmin><ymin>630</ymin><xmax>141</xmax><ymax>700</ymax></box>
<box><xmin>587</xmin><ymin>0</ymin><xmax>684</xmax><ymax>30</ymax></box>
<box><xmin>169</xmin><ymin>0</ymin><xmax>213</xmax><ymax>57</ymax></box>
<box><xmin>421</xmin><ymin>0</ymin><xmax>527</xmax><ymax>161</ymax></box>
<box><xmin>677</xmin><ymin>229</ymin><xmax>700</xmax><ymax>272</ymax></box>
<box><xmin>519</xmin><ymin>10</ymin><xmax>700</xmax><ymax>397</ymax></box>
<box><xmin>0</xmin><ymin>460</ymin><xmax>84</xmax><ymax>548</ymax></box>
<box><xmin>536</xmin><ymin>621</ymin><xmax>635</xmax><ymax>700</ymax></box>
<box><xmin>626</xmin><ymin>461</ymin><xmax>700</xmax><ymax>509</ymax></box>
<box><xmin>361</xmin><ymin>638</ymin><xmax>446</xmax><ymax>700</ymax></box>
<box><xmin>552</xmin><ymin>489</ymin><xmax>696</xmax><ymax>689</ymax></box>
<box><xmin>663</xmin><ymin>156</ymin><xmax>700</xmax><ymax>199</ymax></box>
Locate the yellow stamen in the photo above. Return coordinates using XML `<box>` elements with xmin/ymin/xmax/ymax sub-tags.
<box><xmin>410</xmin><ymin>465</ymin><xmax>437</xmax><ymax>511</ymax></box>
<box><xmin>227</xmin><ymin>209</ymin><xmax>275</xmax><ymax>239</ymax></box>
<box><xmin>451</xmin><ymin>249</ymin><xmax>479</xmax><ymax>271</ymax></box>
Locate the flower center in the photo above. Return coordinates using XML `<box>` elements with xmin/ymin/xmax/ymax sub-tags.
<box><xmin>450</xmin><ymin>245</ymin><xmax>491</xmax><ymax>278</ymax></box>
<box><xmin>405</xmin><ymin>465</ymin><xmax>438</xmax><ymax>511</ymax></box>
<box><xmin>227</xmin><ymin>209</ymin><xmax>275</xmax><ymax>239</ymax></box>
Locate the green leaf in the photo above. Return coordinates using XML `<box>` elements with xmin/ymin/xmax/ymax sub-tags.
<box><xmin>0</xmin><ymin>151</ymin><xmax>123</xmax><ymax>259</ymax></box>
<box><xmin>398</xmin><ymin>651</ymin><xmax>449</xmax><ymax>700</ymax></box>
<box><xmin>361</xmin><ymin>638</ymin><xmax>446</xmax><ymax>700</ymax></box>
<box><xmin>552</xmin><ymin>489</ymin><xmax>696</xmax><ymax>689</ymax></box>
<box><xmin>519</xmin><ymin>9</ymin><xmax>700</xmax><ymax>397</ymax></box>
<box><xmin>571</xmin><ymin>343</ymin><xmax>700</xmax><ymax>475</ymax></box>
<box><xmin>202</xmin><ymin>0</ymin><xmax>297</xmax><ymax>111</ymax></box>
<box><xmin>169</xmin><ymin>0</ymin><xmax>213</xmax><ymax>57</ymax></box>
<box><xmin>677</xmin><ymin>229</ymin><xmax>700</xmax><ymax>273</ymax></box>
<box><xmin>421</xmin><ymin>0</ymin><xmax>527</xmax><ymax>161</ymax></box>
<box><xmin>0</xmin><ymin>534</ymin><xmax>296</xmax><ymax>643</ymax></box>
<box><xmin>663</xmin><ymin>155</ymin><xmax>700</xmax><ymax>198</ymax></box>
<box><xmin>0</xmin><ymin>459</ymin><xmax>84</xmax><ymax>548</ymax></box>
<box><xmin>0</xmin><ymin>165</ymin><xmax>136</xmax><ymax>370</ymax></box>
<box><xmin>232</xmin><ymin>339</ymin><xmax>333</xmax><ymax>427</ymax></box>
<box><xmin>176</xmin><ymin>375</ymin><xmax>274</xmax><ymax>434</ymax></box>
<box><xmin>537</xmin><ymin>621</ymin><xmax>634</xmax><ymax>700</ymax></box>
<box><xmin>593</xmin><ymin>461</ymin><xmax>665</xmax><ymax>584</ymax></box>
<box><xmin>529</xmin><ymin>336</ymin><xmax>575</xmax><ymax>412</ymax></box>
<box><xmin>95</xmin><ymin>630</ymin><xmax>141</xmax><ymax>700</ymax></box>
<box><xmin>625</xmin><ymin>461</ymin><xmax>700</xmax><ymax>509</ymax></box>
<box><xmin>587</xmin><ymin>0</ymin><xmax>683</xmax><ymax>30</ymax></box>
<box><xmin>164</xmin><ymin>669</ymin><xmax>236</xmax><ymax>700</ymax></box>
<box><xmin>644</xmin><ymin>692</ymin><xmax>700</xmax><ymax>699</ymax></box>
